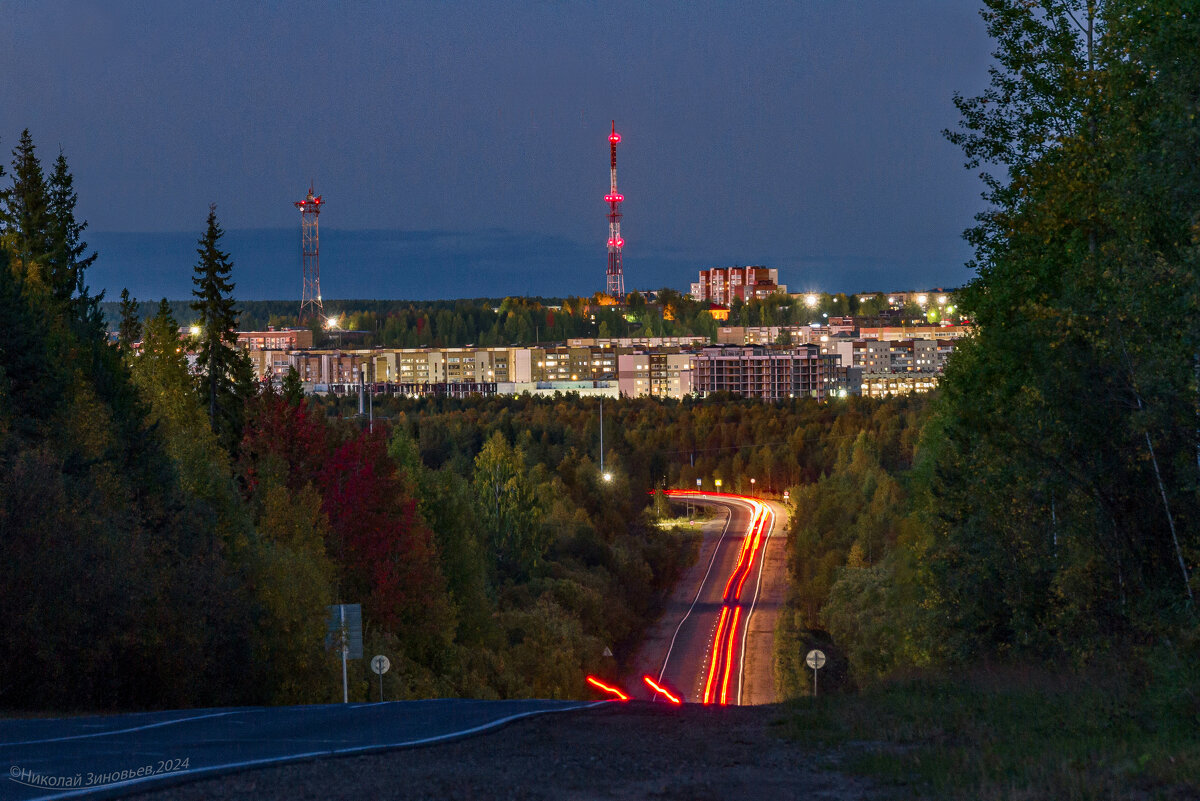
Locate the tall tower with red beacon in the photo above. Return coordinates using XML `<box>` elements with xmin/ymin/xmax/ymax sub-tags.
<box><xmin>295</xmin><ymin>186</ymin><xmax>324</xmax><ymax>325</ymax></box>
<box><xmin>605</xmin><ymin>121</ymin><xmax>625</xmax><ymax>298</ymax></box>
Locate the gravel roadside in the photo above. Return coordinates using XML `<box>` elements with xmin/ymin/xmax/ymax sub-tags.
<box><xmin>128</xmin><ymin>702</ymin><xmax>877</xmax><ymax>801</ymax></box>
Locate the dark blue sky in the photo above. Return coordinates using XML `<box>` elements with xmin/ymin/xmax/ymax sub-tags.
<box><xmin>3</xmin><ymin>1</ymin><xmax>993</xmax><ymax>300</ymax></box>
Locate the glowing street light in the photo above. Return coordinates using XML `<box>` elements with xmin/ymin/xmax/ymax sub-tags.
<box><xmin>937</xmin><ymin>295</ymin><xmax>947</xmax><ymax>306</ymax></box>
<box><xmin>917</xmin><ymin>294</ymin><xmax>928</xmax><ymax>306</ymax></box>
<box><xmin>188</xmin><ymin>325</ymin><xmax>201</xmax><ymax>337</ymax></box>
<box><xmin>804</xmin><ymin>293</ymin><xmax>819</xmax><ymax>309</ymax></box>
<box><xmin>602</xmin><ymin>472</ymin><xmax>613</xmax><ymax>483</ymax></box>
<box><xmin>326</xmin><ymin>315</ymin><xmax>340</xmax><ymax>330</ymax></box>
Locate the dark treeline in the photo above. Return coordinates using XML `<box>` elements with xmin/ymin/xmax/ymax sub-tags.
<box><xmin>775</xmin><ymin>0</ymin><xmax>1200</xmax><ymax>697</ymax></box>
<box><xmin>98</xmin><ymin>289</ymin><xmax>930</xmax><ymax>349</ymax></box>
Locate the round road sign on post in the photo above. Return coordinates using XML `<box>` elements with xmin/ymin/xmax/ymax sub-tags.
<box><xmin>805</xmin><ymin>649</ymin><xmax>826</xmax><ymax>697</ymax></box>
<box><xmin>371</xmin><ymin>654</ymin><xmax>390</xmax><ymax>703</ymax></box>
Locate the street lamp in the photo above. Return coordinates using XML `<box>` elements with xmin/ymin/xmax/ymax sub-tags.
<box><xmin>749</xmin><ymin>477</ymin><xmax>756</xmax><ymax>495</ymax></box>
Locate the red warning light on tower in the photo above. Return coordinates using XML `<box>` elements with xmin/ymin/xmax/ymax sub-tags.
<box><xmin>295</xmin><ymin>186</ymin><xmax>325</xmax><ymax>325</ymax></box>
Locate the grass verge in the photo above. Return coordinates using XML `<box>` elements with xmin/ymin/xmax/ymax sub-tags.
<box><xmin>776</xmin><ymin>650</ymin><xmax>1200</xmax><ymax>800</ymax></box>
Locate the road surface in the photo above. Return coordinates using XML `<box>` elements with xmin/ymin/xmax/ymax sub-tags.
<box><xmin>626</xmin><ymin>492</ymin><xmax>786</xmax><ymax>706</ymax></box>
<box><xmin>1</xmin><ymin>699</ymin><xmax>602</xmax><ymax>800</ymax></box>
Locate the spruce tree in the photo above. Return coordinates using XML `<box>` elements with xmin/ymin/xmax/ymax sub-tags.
<box><xmin>1</xmin><ymin>130</ymin><xmax>52</xmax><ymax>278</ymax></box>
<box><xmin>191</xmin><ymin>204</ymin><xmax>242</xmax><ymax>447</ymax></box>
<box><xmin>46</xmin><ymin>150</ymin><xmax>99</xmax><ymax>317</ymax></box>
<box><xmin>281</xmin><ymin>365</ymin><xmax>305</xmax><ymax>405</ymax></box>
<box><xmin>117</xmin><ymin>288</ymin><xmax>142</xmax><ymax>351</ymax></box>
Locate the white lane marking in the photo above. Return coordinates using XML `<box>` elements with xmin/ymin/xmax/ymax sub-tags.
<box><xmin>737</xmin><ymin>502</ymin><xmax>778</xmax><ymax>706</ymax></box>
<box><xmin>657</xmin><ymin>496</ymin><xmax>755</xmax><ymax>694</ymax></box>
<box><xmin>0</xmin><ymin>710</ymin><xmax>251</xmax><ymax>746</ymax></box>
<box><xmin>21</xmin><ymin>701</ymin><xmax>609</xmax><ymax>801</ymax></box>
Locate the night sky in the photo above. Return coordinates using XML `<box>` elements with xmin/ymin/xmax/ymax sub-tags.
<box><xmin>2</xmin><ymin>1</ymin><xmax>993</xmax><ymax>300</ymax></box>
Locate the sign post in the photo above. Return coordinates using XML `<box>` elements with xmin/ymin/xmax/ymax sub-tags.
<box><xmin>805</xmin><ymin>649</ymin><xmax>826</xmax><ymax>697</ymax></box>
<box><xmin>326</xmin><ymin>604</ymin><xmax>363</xmax><ymax>703</ymax></box>
<box><xmin>370</xmin><ymin>654</ymin><xmax>391</xmax><ymax>702</ymax></box>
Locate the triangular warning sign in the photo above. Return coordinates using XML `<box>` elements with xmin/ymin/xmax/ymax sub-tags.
<box><xmin>602</xmin><ymin>646</ymin><xmax>613</xmax><ymax>657</ymax></box>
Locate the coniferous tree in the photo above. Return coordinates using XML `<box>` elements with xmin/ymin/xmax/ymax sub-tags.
<box><xmin>282</xmin><ymin>365</ymin><xmax>305</xmax><ymax>405</ymax></box>
<box><xmin>0</xmin><ymin>130</ymin><xmax>52</xmax><ymax>280</ymax></box>
<box><xmin>191</xmin><ymin>204</ymin><xmax>244</xmax><ymax>448</ymax></box>
<box><xmin>117</xmin><ymin>288</ymin><xmax>142</xmax><ymax>351</ymax></box>
<box><xmin>46</xmin><ymin>150</ymin><xmax>102</xmax><ymax>329</ymax></box>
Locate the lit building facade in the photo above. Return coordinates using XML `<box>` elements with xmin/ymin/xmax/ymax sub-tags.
<box><xmin>689</xmin><ymin>266</ymin><xmax>786</xmax><ymax>306</ymax></box>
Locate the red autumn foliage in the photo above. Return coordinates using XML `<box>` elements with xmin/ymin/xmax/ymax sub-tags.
<box><xmin>318</xmin><ymin>429</ymin><xmax>448</xmax><ymax>638</ymax></box>
<box><xmin>238</xmin><ymin>388</ymin><xmax>329</xmax><ymax>497</ymax></box>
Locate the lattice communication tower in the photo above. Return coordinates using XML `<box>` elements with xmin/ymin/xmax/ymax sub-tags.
<box><xmin>295</xmin><ymin>186</ymin><xmax>324</xmax><ymax>325</ymax></box>
<box><xmin>605</xmin><ymin>122</ymin><xmax>625</xmax><ymax>298</ymax></box>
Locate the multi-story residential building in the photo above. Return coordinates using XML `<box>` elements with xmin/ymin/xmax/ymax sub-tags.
<box><xmin>716</xmin><ymin>325</ymin><xmax>816</xmax><ymax>346</ymax></box>
<box><xmin>851</xmin><ymin>338</ymin><xmax>959</xmax><ymax>397</ymax></box>
<box><xmin>691</xmin><ymin>345</ymin><xmax>835</xmax><ymax>401</ymax></box>
<box><xmin>689</xmin><ymin>266</ymin><xmax>787</xmax><ymax>306</ymax></box>
<box><xmin>616</xmin><ymin>352</ymin><xmax>693</xmax><ymax>399</ymax></box>
<box><xmin>236</xmin><ymin>327</ymin><xmax>313</xmax><ymax>351</ymax></box>
<box><xmin>858</xmin><ymin>324</ymin><xmax>971</xmax><ymax>341</ymax></box>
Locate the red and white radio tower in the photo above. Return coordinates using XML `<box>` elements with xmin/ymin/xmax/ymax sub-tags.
<box><xmin>605</xmin><ymin>121</ymin><xmax>625</xmax><ymax>298</ymax></box>
<box><xmin>295</xmin><ymin>185</ymin><xmax>324</xmax><ymax>325</ymax></box>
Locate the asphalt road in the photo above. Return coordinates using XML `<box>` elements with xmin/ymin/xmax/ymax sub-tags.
<box><xmin>0</xmin><ymin>699</ymin><xmax>603</xmax><ymax>801</ymax></box>
<box><xmin>640</xmin><ymin>492</ymin><xmax>777</xmax><ymax>706</ymax></box>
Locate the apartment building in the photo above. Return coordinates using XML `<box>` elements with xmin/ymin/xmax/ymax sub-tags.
<box><xmin>236</xmin><ymin>328</ymin><xmax>313</xmax><ymax>351</ymax></box>
<box><xmin>691</xmin><ymin>345</ymin><xmax>835</xmax><ymax>401</ymax></box>
<box><xmin>689</xmin><ymin>266</ymin><xmax>787</xmax><ymax>306</ymax></box>
<box><xmin>616</xmin><ymin>351</ymin><xmax>694</xmax><ymax>399</ymax></box>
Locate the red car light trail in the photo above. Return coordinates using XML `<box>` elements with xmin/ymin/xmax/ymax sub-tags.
<box><xmin>642</xmin><ymin>675</ymin><xmax>682</xmax><ymax>705</ymax></box>
<box><xmin>664</xmin><ymin>490</ymin><xmax>774</xmax><ymax>706</ymax></box>
<box><xmin>586</xmin><ymin>675</ymin><xmax>630</xmax><ymax>701</ymax></box>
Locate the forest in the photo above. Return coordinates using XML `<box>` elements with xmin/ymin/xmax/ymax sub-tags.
<box><xmin>0</xmin><ymin>126</ymin><xmax>929</xmax><ymax>709</ymax></box>
<box><xmin>773</xmin><ymin>0</ymin><xmax>1200</xmax><ymax>700</ymax></box>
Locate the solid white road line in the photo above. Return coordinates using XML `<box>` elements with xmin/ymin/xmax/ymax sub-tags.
<box><xmin>22</xmin><ymin>701</ymin><xmax>609</xmax><ymax>801</ymax></box>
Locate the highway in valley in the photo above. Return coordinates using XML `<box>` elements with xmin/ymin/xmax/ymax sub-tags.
<box><xmin>624</xmin><ymin>491</ymin><xmax>786</xmax><ymax>706</ymax></box>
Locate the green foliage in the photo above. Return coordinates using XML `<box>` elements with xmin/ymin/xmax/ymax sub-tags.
<box><xmin>779</xmin><ymin>644</ymin><xmax>1200</xmax><ymax>800</ymax></box>
<box><xmin>926</xmin><ymin>0</ymin><xmax>1200</xmax><ymax>662</ymax></box>
<box><xmin>474</xmin><ymin>431</ymin><xmax>547</xmax><ymax>581</ymax></box>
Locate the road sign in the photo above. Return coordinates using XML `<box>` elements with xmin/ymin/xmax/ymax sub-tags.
<box><xmin>370</xmin><ymin>654</ymin><xmax>390</xmax><ymax>703</ymax></box>
<box><xmin>806</xmin><ymin>649</ymin><xmax>826</xmax><ymax>697</ymax></box>
<box><xmin>602</xmin><ymin>646</ymin><xmax>613</xmax><ymax>657</ymax></box>
<box><xmin>783</xmin><ymin>490</ymin><xmax>790</xmax><ymax>501</ymax></box>
<box><xmin>325</xmin><ymin>604</ymin><xmax>363</xmax><ymax>659</ymax></box>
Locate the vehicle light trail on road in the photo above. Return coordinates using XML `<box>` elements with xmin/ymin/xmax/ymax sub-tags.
<box><xmin>664</xmin><ymin>490</ymin><xmax>775</xmax><ymax>706</ymax></box>
<box><xmin>586</xmin><ymin>676</ymin><xmax>630</xmax><ymax>701</ymax></box>
<box><xmin>702</xmin><ymin>606</ymin><xmax>731</xmax><ymax>704</ymax></box>
<box><xmin>642</xmin><ymin>675</ymin><xmax>682</xmax><ymax>705</ymax></box>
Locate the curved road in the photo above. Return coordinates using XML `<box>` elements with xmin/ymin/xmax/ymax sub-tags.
<box><xmin>628</xmin><ymin>492</ymin><xmax>784</xmax><ymax>705</ymax></box>
<box><xmin>1</xmin><ymin>699</ymin><xmax>603</xmax><ymax>801</ymax></box>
